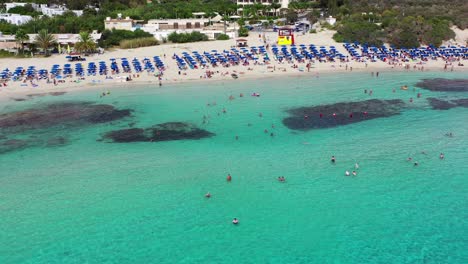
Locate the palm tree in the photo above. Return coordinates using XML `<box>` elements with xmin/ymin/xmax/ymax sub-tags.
<box><xmin>34</xmin><ymin>29</ymin><xmax>56</xmax><ymax>56</ymax></box>
<box><xmin>74</xmin><ymin>31</ymin><xmax>97</xmax><ymax>54</ymax></box>
<box><xmin>15</xmin><ymin>29</ymin><xmax>29</xmax><ymax>54</ymax></box>
<box><xmin>270</xmin><ymin>3</ymin><xmax>282</xmax><ymax>17</ymax></box>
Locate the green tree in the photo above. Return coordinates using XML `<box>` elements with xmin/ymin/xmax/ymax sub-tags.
<box><xmin>238</xmin><ymin>26</ymin><xmax>249</xmax><ymax>37</ymax></box>
<box><xmin>285</xmin><ymin>10</ymin><xmax>298</xmax><ymax>24</ymax></box>
<box><xmin>74</xmin><ymin>31</ymin><xmax>97</xmax><ymax>54</ymax></box>
<box><xmin>15</xmin><ymin>29</ymin><xmax>29</xmax><ymax>53</ymax></box>
<box><xmin>333</xmin><ymin>20</ymin><xmax>383</xmax><ymax>46</ymax></box>
<box><xmin>34</xmin><ymin>29</ymin><xmax>56</xmax><ymax>56</ymax></box>
<box><xmin>8</xmin><ymin>4</ymin><xmax>39</xmax><ymax>16</ymax></box>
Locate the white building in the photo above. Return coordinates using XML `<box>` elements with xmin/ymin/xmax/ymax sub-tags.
<box><xmin>0</xmin><ymin>32</ymin><xmax>101</xmax><ymax>51</ymax></box>
<box><xmin>140</xmin><ymin>18</ymin><xmax>236</xmax><ymax>41</ymax></box>
<box><xmin>0</xmin><ymin>13</ymin><xmax>32</xmax><ymax>25</ymax></box>
<box><xmin>236</xmin><ymin>0</ymin><xmax>290</xmax><ymax>15</ymax></box>
<box><xmin>39</xmin><ymin>5</ymin><xmax>83</xmax><ymax>17</ymax></box>
<box><xmin>104</xmin><ymin>16</ymin><xmax>135</xmax><ymax>31</ymax></box>
<box><xmin>236</xmin><ymin>0</ymin><xmax>289</xmax><ymax>8</ymax></box>
<box><xmin>5</xmin><ymin>3</ymin><xmax>83</xmax><ymax>17</ymax></box>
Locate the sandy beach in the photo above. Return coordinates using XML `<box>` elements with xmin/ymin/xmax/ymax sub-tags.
<box><xmin>1</xmin><ymin>29</ymin><xmax>467</xmax><ymax>100</ymax></box>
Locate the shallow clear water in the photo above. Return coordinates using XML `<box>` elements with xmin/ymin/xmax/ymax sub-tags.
<box><xmin>1</xmin><ymin>72</ymin><xmax>467</xmax><ymax>263</ymax></box>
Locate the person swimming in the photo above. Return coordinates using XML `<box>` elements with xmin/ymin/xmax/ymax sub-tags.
<box><xmin>407</xmin><ymin>157</ymin><xmax>412</xmax><ymax>161</ymax></box>
<box><xmin>270</xmin><ymin>132</ymin><xmax>274</xmax><ymax>137</ymax></box>
<box><xmin>232</xmin><ymin>218</ymin><xmax>239</xmax><ymax>225</ymax></box>
<box><xmin>345</xmin><ymin>171</ymin><xmax>350</xmax><ymax>176</ymax></box>
<box><xmin>227</xmin><ymin>174</ymin><xmax>232</xmax><ymax>181</ymax></box>
<box><xmin>331</xmin><ymin>156</ymin><xmax>336</xmax><ymax>163</ymax></box>
<box><xmin>352</xmin><ymin>171</ymin><xmax>357</xmax><ymax>176</ymax></box>
<box><xmin>205</xmin><ymin>192</ymin><xmax>211</xmax><ymax>198</ymax></box>
<box><xmin>278</xmin><ymin>176</ymin><xmax>285</xmax><ymax>182</ymax></box>
<box><xmin>414</xmin><ymin>161</ymin><xmax>419</xmax><ymax>166</ymax></box>
<box><xmin>439</xmin><ymin>153</ymin><xmax>444</xmax><ymax>159</ymax></box>
<box><xmin>355</xmin><ymin>163</ymin><xmax>359</xmax><ymax>170</ymax></box>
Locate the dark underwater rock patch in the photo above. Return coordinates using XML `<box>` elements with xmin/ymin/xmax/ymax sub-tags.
<box><xmin>103</xmin><ymin>122</ymin><xmax>215</xmax><ymax>143</ymax></box>
<box><xmin>0</xmin><ymin>102</ymin><xmax>132</xmax><ymax>133</ymax></box>
<box><xmin>0</xmin><ymin>139</ymin><xmax>28</xmax><ymax>154</ymax></box>
<box><xmin>427</xmin><ymin>98</ymin><xmax>468</xmax><ymax>110</ymax></box>
<box><xmin>416</xmin><ymin>79</ymin><xmax>468</xmax><ymax>92</ymax></box>
<box><xmin>27</xmin><ymin>92</ymin><xmax>67</xmax><ymax>98</ymax></box>
<box><xmin>104</xmin><ymin>128</ymin><xmax>147</xmax><ymax>143</ymax></box>
<box><xmin>46</xmin><ymin>136</ymin><xmax>68</xmax><ymax>147</ymax></box>
<box><xmin>11</xmin><ymin>92</ymin><xmax>67</xmax><ymax>102</ymax></box>
<box><xmin>282</xmin><ymin>99</ymin><xmax>405</xmax><ymax>130</ymax></box>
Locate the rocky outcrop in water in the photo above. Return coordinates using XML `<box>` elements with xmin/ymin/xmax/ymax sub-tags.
<box><xmin>11</xmin><ymin>92</ymin><xmax>67</xmax><ymax>102</ymax></box>
<box><xmin>427</xmin><ymin>98</ymin><xmax>468</xmax><ymax>110</ymax></box>
<box><xmin>0</xmin><ymin>139</ymin><xmax>29</xmax><ymax>154</ymax></box>
<box><xmin>416</xmin><ymin>79</ymin><xmax>468</xmax><ymax>92</ymax></box>
<box><xmin>0</xmin><ymin>102</ymin><xmax>132</xmax><ymax>133</ymax></box>
<box><xmin>103</xmin><ymin>122</ymin><xmax>215</xmax><ymax>143</ymax></box>
<box><xmin>282</xmin><ymin>99</ymin><xmax>405</xmax><ymax>130</ymax></box>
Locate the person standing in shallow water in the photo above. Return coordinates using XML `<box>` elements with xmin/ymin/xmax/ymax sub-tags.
<box><xmin>227</xmin><ymin>174</ymin><xmax>232</xmax><ymax>181</ymax></box>
<box><xmin>331</xmin><ymin>156</ymin><xmax>336</xmax><ymax>163</ymax></box>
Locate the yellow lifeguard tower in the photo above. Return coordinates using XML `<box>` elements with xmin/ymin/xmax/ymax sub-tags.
<box><xmin>277</xmin><ymin>28</ymin><xmax>295</xmax><ymax>45</ymax></box>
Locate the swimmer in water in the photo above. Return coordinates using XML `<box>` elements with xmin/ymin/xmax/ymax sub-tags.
<box><xmin>232</xmin><ymin>218</ymin><xmax>239</xmax><ymax>224</ymax></box>
<box><xmin>439</xmin><ymin>153</ymin><xmax>444</xmax><ymax>159</ymax></box>
<box><xmin>227</xmin><ymin>174</ymin><xmax>232</xmax><ymax>181</ymax></box>
<box><xmin>331</xmin><ymin>156</ymin><xmax>336</xmax><ymax>163</ymax></box>
<box><xmin>407</xmin><ymin>157</ymin><xmax>412</xmax><ymax>161</ymax></box>
<box><xmin>205</xmin><ymin>192</ymin><xmax>211</xmax><ymax>198</ymax></box>
<box><xmin>352</xmin><ymin>171</ymin><xmax>357</xmax><ymax>176</ymax></box>
<box><xmin>345</xmin><ymin>171</ymin><xmax>350</xmax><ymax>176</ymax></box>
<box><xmin>222</xmin><ymin>108</ymin><xmax>226</xmax><ymax>113</ymax></box>
<box><xmin>270</xmin><ymin>132</ymin><xmax>274</xmax><ymax>137</ymax></box>
<box><xmin>235</xmin><ymin>135</ymin><xmax>239</xmax><ymax>140</ymax></box>
<box><xmin>355</xmin><ymin>163</ymin><xmax>359</xmax><ymax>170</ymax></box>
<box><xmin>259</xmin><ymin>113</ymin><xmax>263</xmax><ymax>117</ymax></box>
<box><xmin>414</xmin><ymin>161</ymin><xmax>419</xmax><ymax>166</ymax></box>
<box><xmin>240</xmin><ymin>93</ymin><xmax>244</xmax><ymax>97</ymax></box>
<box><xmin>264</xmin><ymin>129</ymin><xmax>268</xmax><ymax>133</ymax></box>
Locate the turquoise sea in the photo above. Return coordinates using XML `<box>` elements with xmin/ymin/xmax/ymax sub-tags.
<box><xmin>0</xmin><ymin>72</ymin><xmax>467</xmax><ymax>263</ymax></box>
